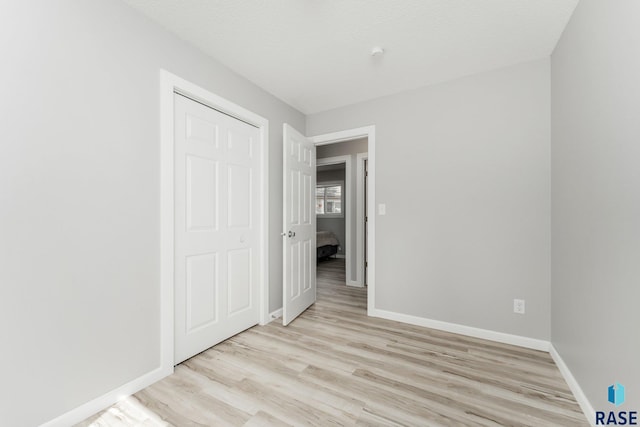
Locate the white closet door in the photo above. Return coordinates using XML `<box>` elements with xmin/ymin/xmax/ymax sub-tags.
<box><xmin>282</xmin><ymin>123</ymin><xmax>316</xmax><ymax>326</ymax></box>
<box><xmin>174</xmin><ymin>93</ymin><xmax>260</xmax><ymax>364</ymax></box>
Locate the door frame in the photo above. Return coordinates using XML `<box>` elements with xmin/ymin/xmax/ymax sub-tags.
<box><xmin>310</xmin><ymin>126</ymin><xmax>376</xmax><ymax>315</ymax></box>
<box><xmin>316</xmin><ymin>155</ymin><xmax>353</xmax><ymax>285</ymax></box>
<box><xmin>356</xmin><ymin>152</ymin><xmax>368</xmax><ymax>286</ymax></box>
<box><xmin>160</xmin><ymin>70</ymin><xmax>270</xmax><ymax>373</ymax></box>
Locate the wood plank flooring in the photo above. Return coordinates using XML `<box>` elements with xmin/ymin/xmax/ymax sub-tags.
<box><xmin>78</xmin><ymin>258</ymin><xmax>587</xmax><ymax>426</ymax></box>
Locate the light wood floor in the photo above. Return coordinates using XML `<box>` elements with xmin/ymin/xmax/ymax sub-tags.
<box><xmin>79</xmin><ymin>258</ymin><xmax>587</xmax><ymax>426</ymax></box>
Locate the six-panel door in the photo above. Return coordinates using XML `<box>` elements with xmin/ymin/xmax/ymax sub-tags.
<box><xmin>174</xmin><ymin>93</ymin><xmax>260</xmax><ymax>364</ymax></box>
<box><xmin>282</xmin><ymin>124</ymin><xmax>316</xmax><ymax>326</ymax></box>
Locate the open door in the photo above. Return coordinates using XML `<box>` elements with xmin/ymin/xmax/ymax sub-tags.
<box><xmin>282</xmin><ymin>124</ymin><xmax>316</xmax><ymax>325</ymax></box>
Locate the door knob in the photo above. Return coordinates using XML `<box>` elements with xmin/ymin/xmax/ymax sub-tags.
<box><xmin>288</xmin><ymin>230</ymin><xmax>296</xmax><ymax>238</ymax></box>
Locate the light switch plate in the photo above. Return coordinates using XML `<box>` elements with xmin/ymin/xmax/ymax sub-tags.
<box><xmin>378</xmin><ymin>203</ymin><xmax>386</xmax><ymax>215</ymax></box>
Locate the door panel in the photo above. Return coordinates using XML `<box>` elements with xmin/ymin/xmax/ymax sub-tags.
<box><xmin>186</xmin><ymin>253</ymin><xmax>218</xmax><ymax>331</ymax></box>
<box><xmin>227</xmin><ymin>128</ymin><xmax>253</xmax><ymax>158</ymax></box>
<box><xmin>186</xmin><ymin>114</ymin><xmax>218</xmax><ymax>145</ymax></box>
<box><xmin>290</xmin><ymin>242</ymin><xmax>300</xmax><ymax>298</ymax></box>
<box><xmin>227</xmin><ymin>248</ymin><xmax>251</xmax><ymax>315</ymax></box>
<box><xmin>175</xmin><ymin>93</ymin><xmax>260</xmax><ymax>364</ymax></box>
<box><xmin>282</xmin><ymin>124</ymin><xmax>316</xmax><ymax>325</ymax></box>
<box><xmin>186</xmin><ymin>156</ymin><xmax>218</xmax><ymax>231</ymax></box>
<box><xmin>303</xmin><ymin>174</ymin><xmax>311</xmax><ymax>224</ymax></box>
<box><xmin>291</xmin><ymin>170</ymin><xmax>300</xmax><ymax>224</ymax></box>
<box><xmin>303</xmin><ymin>240</ymin><xmax>311</xmax><ymax>291</ymax></box>
<box><xmin>227</xmin><ymin>164</ymin><xmax>251</xmax><ymax>228</ymax></box>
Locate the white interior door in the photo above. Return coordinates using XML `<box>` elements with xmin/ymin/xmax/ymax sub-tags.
<box><xmin>174</xmin><ymin>93</ymin><xmax>260</xmax><ymax>364</ymax></box>
<box><xmin>282</xmin><ymin>124</ymin><xmax>316</xmax><ymax>325</ymax></box>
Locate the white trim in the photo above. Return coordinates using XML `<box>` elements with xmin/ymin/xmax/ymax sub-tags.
<box><xmin>347</xmin><ymin>279</ymin><xmax>363</xmax><ymax>288</ymax></box>
<box><xmin>310</xmin><ymin>126</ymin><xmax>375</xmax><ymax>313</ymax></box>
<box><xmin>312</xmin><ymin>126</ymin><xmax>372</xmax><ymax>146</ymax></box>
<box><xmin>356</xmin><ymin>152</ymin><xmax>368</xmax><ymax>287</ymax></box>
<box><xmin>316</xmin><ymin>155</ymin><xmax>351</xmax><ymax>283</ymax></box>
<box><xmin>40</xmin><ymin>366</ymin><xmax>170</xmax><ymax>427</ymax></box>
<box><xmin>161</xmin><ymin>72</ymin><xmax>271</xmax><ymax>340</ymax></box>
<box><xmin>159</xmin><ymin>71</ymin><xmax>175</xmax><ymax>377</ymax></box>
<box><xmin>549</xmin><ymin>344</ymin><xmax>596</xmax><ymax>426</ymax></box>
<box><xmin>370</xmin><ymin>308</ymin><xmax>550</xmax><ymax>352</ymax></box>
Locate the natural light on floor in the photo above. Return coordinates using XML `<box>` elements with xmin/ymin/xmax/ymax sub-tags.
<box><xmin>86</xmin><ymin>396</ymin><xmax>168</xmax><ymax>426</ymax></box>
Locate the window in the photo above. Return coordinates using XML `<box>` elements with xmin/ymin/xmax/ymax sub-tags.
<box><xmin>316</xmin><ymin>181</ymin><xmax>344</xmax><ymax>217</ymax></box>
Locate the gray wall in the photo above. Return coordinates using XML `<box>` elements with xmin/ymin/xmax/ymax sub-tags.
<box><xmin>0</xmin><ymin>2</ymin><xmax>304</xmax><ymax>426</ymax></box>
<box><xmin>317</xmin><ymin>139</ymin><xmax>369</xmax><ymax>281</ymax></box>
<box><xmin>317</xmin><ymin>138</ymin><xmax>369</xmax><ymax>158</ymax></box>
<box><xmin>307</xmin><ymin>59</ymin><xmax>551</xmax><ymax>340</ymax></box>
<box><xmin>7</xmin><ymin>0</ymin><xmax>633</xmax><ymax>423</ymax></box>
<box><xmin>317</xmin><ymin>167</ymin><xmax>347</xmax><ymax>255</ymax></box>
<box><xmin>551</xmin><ymin>0</ymin><xmax>640</xmax><ymax>411</ymax></box>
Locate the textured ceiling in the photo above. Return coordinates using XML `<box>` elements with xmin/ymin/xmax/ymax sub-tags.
<box><xmin>122</xmin><ymin>0</ymin><xmax>578</xmax><ymax>114</ymax></box>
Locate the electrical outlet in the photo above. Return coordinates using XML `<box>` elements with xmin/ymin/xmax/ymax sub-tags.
<box><xmin>513</xmin><ymin>299</ymin><xmax>525</xmax><ymax>314</ymax></box>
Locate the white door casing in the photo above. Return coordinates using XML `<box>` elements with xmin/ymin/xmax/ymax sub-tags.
<box><xmin>282</xmin><ymin>124</ymin><xmax>316</xmax><ymax>325</ymax></box>
<box><xmin>316</xmin><ymin>155</ymin><xmax>354</xmax><ymax>285</ymax></box>
<box><xmin>356</xmin><ymin>152</ymin><xmax>368</xmax><ymax>287</ymax></box>
<box><xmin>309</xmin><ymin>126</ymin><xmax>375</xmax><ymax>315</ymax></box>
<box><xmin>174</xmin><ymin>93</ymin><xmax>260</xmax><ymax>364</ymax></box>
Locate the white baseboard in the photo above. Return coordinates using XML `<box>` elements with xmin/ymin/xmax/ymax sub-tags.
<box><xmin>40</xmin><ymin>365</ymin><xmax>173</xmax><ymax>427</ymax></box>
<box><xmin>268</xmin><ymin>308</ymin><xmax>283</xmax><ymax>322</ymax></box>
<box><xmin>39</xmin><ymin>311</ymin><xmax>593</xmax><ymax>427</ymax></box>
<box><xmin>369</xmin><ymin>308</ymin><xmax>550</xmax><ymax>352</ymax></box>
<box><xmin>346</xmin><ymin>280</ymin><xmax>364</xmax><ymax>288</ymax></box>
<box><xmin>42</xmin><ymin>306</ymin><xmax>284</xmax><ymax>424</ymax></box>
<box><xmin>369</xmin><ymin>309</ymin><xmax>594</xmax><ymax>424</ymax></box>
<box><xmin>549</xmin><ymin>344</ymin><xmax>595</xmax><ymax>426</ymax></box>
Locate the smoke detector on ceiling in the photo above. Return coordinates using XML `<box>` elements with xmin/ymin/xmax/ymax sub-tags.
<box><xmin>370</xmin><ymin>46</ymin><xmax>384</xmax><ymax>57</ymax></box>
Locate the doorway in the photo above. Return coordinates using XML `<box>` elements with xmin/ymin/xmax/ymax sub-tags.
<box><xmin>316</xmin><ymin>157</ymin><xmax>350</xmax><ymax>280</ymax></box>
<box><xmin>315</xmin><ymin>140</ymin><xmax>366</xmax><ymax>289</ymax></box>
<box><xmin>311</xmin><ymin>126</ymin><xmax>376</xmax><ymax>314</ymax></box>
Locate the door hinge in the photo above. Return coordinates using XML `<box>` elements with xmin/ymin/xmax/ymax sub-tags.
<box><xmin>365</xmin><ymin>261</ymin><xmax>368</xmax><ymax>267</ymax></box>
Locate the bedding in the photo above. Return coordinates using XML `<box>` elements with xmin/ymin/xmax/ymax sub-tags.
<box><xmin>317</xmin><ymin>230</ymin><xmax>339</xmax><ymax>248</ymax></box>
<box><xmin>316</xmin><ymin>230</ymin><xmax>340</xmax><ymax>261</ymax></box>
